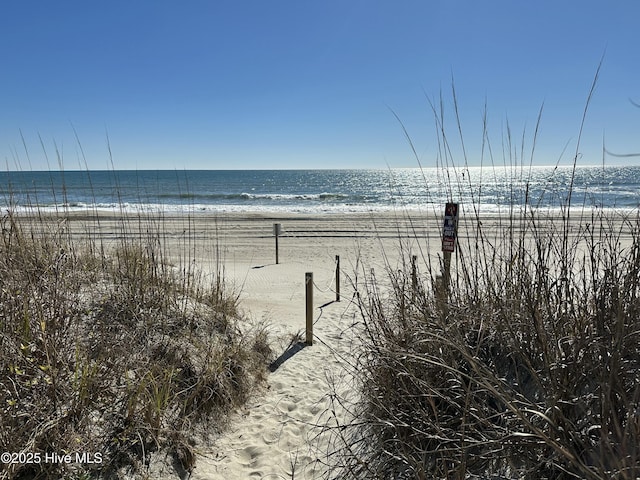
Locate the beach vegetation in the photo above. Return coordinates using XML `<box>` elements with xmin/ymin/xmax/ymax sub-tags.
<box><xmin>330</xmin><ymin>75</ymin><xmax>640</xmax><ymax>479</ymax></box>
<box><xmin>0</xmin><ymin>206</ymin><xmax>272</xmax><ymax>479</ymax></box>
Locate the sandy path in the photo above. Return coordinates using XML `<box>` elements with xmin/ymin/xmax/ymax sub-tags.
<box><xmin>190</xmin><ymin>217</ymin><xmax>380</xmax><ymax>479</ymax></box>
<box><xmin>157</xmin><ymin>213</ymin><xmax>418</xmax><ymax>479</ymax></box>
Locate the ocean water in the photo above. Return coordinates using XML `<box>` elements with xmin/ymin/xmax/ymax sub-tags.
<box><xmin>0</xmin><ymin>166</ymin><xmax>639</xmax><ymax>215</ymax></box>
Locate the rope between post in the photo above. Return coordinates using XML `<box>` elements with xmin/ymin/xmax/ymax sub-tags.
<box><xmin>312</xmin><ymin>256</ymin><xmax>340</xmax><ymax>293</ymax></box>
<box><xmin>313</xmin><ymin>276</ymin><xmax>335</xmax><ymax>293</ymax></box>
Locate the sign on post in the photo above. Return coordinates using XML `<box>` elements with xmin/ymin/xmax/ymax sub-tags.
<box><xmin>441</xmin><ymin>202</ymin><xmax>459</xmax><ymax>297</ymax></box>
<box><xmin>442</xmin><ymin>203</ymin><xmax>459</xmax><ymax>252</ymax></box>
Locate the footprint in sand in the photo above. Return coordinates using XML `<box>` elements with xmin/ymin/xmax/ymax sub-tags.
<box><xmin>237</xmin><ymin>446</ymin><xmax>264</xmax><ymax>467</ymax></box>
<box><xmin>309</xmin><ymin>402</ymin><xmax>325</xmax><ymax>416</ymax></box>
<box><xmin>277</xmin><ymin>400</ymin><xmax>297</xmax><ymax>413</ymax></box>
<box><xmin>261</xmin><ymin>429</ymin><xmax>281</xmax><ymax>445</ymax></box>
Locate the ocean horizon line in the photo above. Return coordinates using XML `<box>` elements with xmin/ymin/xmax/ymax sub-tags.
<box><xmin>1</xmin><ymin>163</ymin><xmax>634</xmax><ymax>174</ymax></box>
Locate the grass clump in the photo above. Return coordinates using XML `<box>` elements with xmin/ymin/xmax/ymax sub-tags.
<box><xmin>0</xmin><ymin>211</ymin><xmax>271</xmax><ymax>479</ymax></box>
<box><xmin>332</xmin><ymin>79</ymin><xmax>640</xmax><ymax>478</ymax></box>
<box><xmin>337</xmin><ymin>209</ymin><xmax>640</xmax><ymax>479</ymax></box>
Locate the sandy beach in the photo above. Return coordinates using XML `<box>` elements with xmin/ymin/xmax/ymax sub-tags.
<box><xmin>182</xmin><ymin>213</ymin><xmax>388</xmax><ymax>479</ymax></box>
<box><xmin>29</xmin><ymin>208</ymin><xmax>634</xmax><ymax>479</ymax></box>
<box><xmin>44</xmin><ymin>210</ymin><xmax>442</xmax><ymax>479</ymax></box>
<box><xmin>181</xmin><ymin>212</ymin><xmax>460</xmax><ymax>479</ymax></box>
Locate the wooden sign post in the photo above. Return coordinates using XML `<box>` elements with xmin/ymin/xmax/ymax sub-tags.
<box><xmin>273</xmin><ymin>223</ymin><xmax>282</xmax><ymax>264</ymax></box>
<box><xmin>441</xmin><ymin>203</ymin><xmax>459</xmax><ymax>294</ymax></box>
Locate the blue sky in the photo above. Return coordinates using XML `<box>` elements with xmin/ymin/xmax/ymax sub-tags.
<box><xmin>1</xmin><ymin>1</ymin><xmax>639</xmax><ymax>170</ymax></box>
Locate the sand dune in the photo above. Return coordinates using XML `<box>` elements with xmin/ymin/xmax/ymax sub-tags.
<box><xmin>54</xmin><ymin>209</ymin><xmax>621</xmax><ymax>479</ymax></box>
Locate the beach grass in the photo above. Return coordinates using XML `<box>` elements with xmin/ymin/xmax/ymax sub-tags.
<box><xmin>332</xmin><ymin>207</ymin><xmax>640</xmax><ymax>479</ymax></box>
<box><xmin>329</xmin><ymin>77</ymin><xmax>640</xmax><ymax>479</ymax></box>
<box><xmin>0</xmin><ymin>206</ymin><xmax>272</xmax><ymax>479</ymax></box>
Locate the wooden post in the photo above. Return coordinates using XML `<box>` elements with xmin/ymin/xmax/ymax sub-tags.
<box><xmin>335</xmin><ymin>255</ymin><xmax>340</xmax><ymax>302</ymax></box>
<box><xmin>305</xmin><ymin>272</ymin><xmax>313</xmax><ymax>345</ymax></box>
<box><xmin>435</xmin><ymin>274</ymin><xmax>444</xmax><ymax>297</ymax></box>
<box><xmin>274</xmin><ymin>223</ymin><xmax>281</xmax><ymax>264</ymax></box>
<box><xmin>443</xmin><ymin>251</ymin><xmax>452</xmax><ymax>292</ymax></box>
<box><xmin>441</xmin><ymin>202</ymin><xmax>459</xmax><ymax>299</ymax></box>
<box><xmin>411</xmin><ymin>255</ymin><xmax>418</xmax><ymax>296</ymax></box>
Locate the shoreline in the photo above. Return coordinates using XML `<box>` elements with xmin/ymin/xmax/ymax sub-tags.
<box><xmin>6</xmin><ymin>201</ymin><xmax>640</xmax><ymax>221</ymax></box>
<box><xmin>16</xmin><ymin>204</ymin><xmax>639</xmax><ymax>219</ymax></box>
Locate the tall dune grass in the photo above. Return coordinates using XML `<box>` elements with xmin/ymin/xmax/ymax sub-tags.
<box><xmin>335</xmin><ymin>208</ymin><xmax>640</xmax><ymax>479</ymax></box>
<box><xmin>0</xmin><ymin>192</ymin><xmax>272</xmax><ymax>479</ymax></box>
<box><xmin>330</xmin><ymin>79</ymin><xmax>640</xmax><ymax>478</ymax></box>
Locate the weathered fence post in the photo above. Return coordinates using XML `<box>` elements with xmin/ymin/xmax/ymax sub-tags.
<box><xmin>411</xmin><ymin>255</ymin><xmax>418</xmax><ymax>298</ymax></box>
<box><xmin>335</xmin><ymin>255</ymin><xmax>341</xmax><ymax>302</ymax></box>
<box><xmin>274</xmin><ymin>223</ymin><xmax>281</xmax><ymax>264</ymax></box>
<box><xmin>305</xmin><ymin>272</ymin><xmax>313</xmax><ymax>345</ymax></box>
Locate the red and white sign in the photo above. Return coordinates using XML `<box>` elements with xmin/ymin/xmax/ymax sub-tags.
<box><xmin>442</xmin><ymin>202</ymin><xmax>459</xmax><ymax>252</ymax></box>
